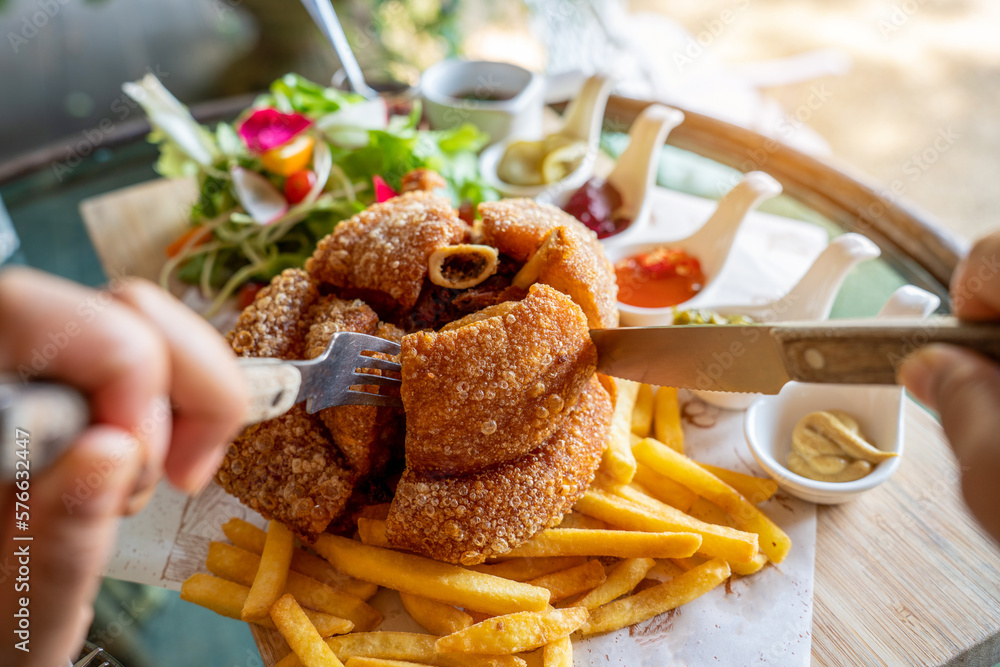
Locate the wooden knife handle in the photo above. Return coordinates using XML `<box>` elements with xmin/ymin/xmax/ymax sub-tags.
<box><xmin>770</xmin><ymin>317</ymin><xmax>1000</xmax><ymax>385</ymax></box>
<box><xmin>238</xmin><ymin>358</ymin><xmax>302</xmax><ymax>425</ymax></box>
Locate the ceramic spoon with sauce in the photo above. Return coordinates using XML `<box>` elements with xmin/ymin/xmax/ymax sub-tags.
<box><xmin>541</xmin><ymin>103</ymin><xmax>686</xmax><ymax>241</ymax></box>
<box><xmin>479</xmin><ymin>74</ymin><xmax>614</xmax><ymax>198</ymax></box>
<box><xmin>604</xmin><ymin>171</ymin><xmax>784</xmax><ymax>326</ymax></box>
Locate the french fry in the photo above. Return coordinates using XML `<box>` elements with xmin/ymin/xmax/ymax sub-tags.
<box><xmin>697</xmin><ymin>463</ymin><xmax>779</xmax><ymax>503</ymax></box>
<box><xmin>570</xmin><ymin>558</ymin><xmax>655</xmax><ymax>610</ymax></box>
<box><xmin>687</xmin><ymin>497</ymin><xmax>734</xmax><ymax>528</ymax></box>
<box><xmin>206</xmin><ymin>542</ymin><xmax>382</xmax><ymax>631</ymax></box>
<box><xmin>313</xmin><ymin>535</ymin><xmax>550</xmax><ymax>615</ymax></box>
<box><xmin>652</xmin><ymin>386</ymin><xmax>684</xmax><ymax>453</ymax></box>
<box><xmin>729</xmin><ymin>551</ymin><xmax>769</xmax><ymax>576</ymax></box>
<box><xmin>275</xmin><ymin>632</ymin><xmax>527</xmax><ymax>667</ymax></box>
<box><xmin>180</xmin><ymin>574</ymin><xmax>352</xmax><ymax>637</ymax></box>
<box><xmin>398</xmin><ymin>592</ymin><xmax>473</xmax><ymax>636</ymax></box>
<box><xmin>344</xmin><ymin>659</ymin><xmax>431</xmax><ymax>667</ymax></box>
<box><xmin>500</xmin><ymin>528</ymin><xmax>701</xmax><ymax>560</ymax></box>
<box><xmin>581</xmin><ymin>558</ymin><xmax>731</xmax><ymax>635</ymax></box>
<box><xmin>222</xmin><ymin>518</ymin><xmax>378</xmax><ymax>600</ymax></box>
<box><xmin>542</xmin><ymin>636</ymin><xmax>573</xmax><ymax>667</ymax></box>
<box><xmin>574</xmin><ymin>488</ymin><xmax>758</xmax><ymax>563</ymax></box>
<box><xmin>436</xmin><ymin>608</ymin><xmax>589</xmax><ymax>654</ymax></box>
<box><xmin>632</xmin><ymin>464</ymin><xmax>697</xmax><ymax>511</ymax></box>
<box><xmin>633</xmin><ymin>438</ymin><xmax>792</xmax><ymax>563</ymax></box>
<box><xmin>469</xmin><ymin>557</ymin><xmax>588</xmax><ymax>582</ymax></box>
<box><xmin>631</xmin><ymin>384</ymin><xmax>655</xmax><ymax>437</ymax></box>
<box><xmin>671</xmin><ymin>555</ymin><xmax>704</xmax><ymax>571</ymax></box>
<box><xmin>555</xmin><ymin>511</ymin><xmax>608</xmax><ymax>530</ymax></box>
<box><xmin>649</xmin><ymin>559</ymin><xmax>686</xmax><ymax>579</ymax></box>
<box><xmin>599</xmin><ymin>378</ymin><xmax>640</xmax><ymax>483</ymax></box>
<box><xmin>270</xmin><ymin>593</ymin><xmax>345</xmax><ymax>667</ymax></box>
<box><xmin>525</xmin><ymin>560</ymin><xmax>606</xmax><ymax>603</ymax></box>
<box><xmin>357</xmin><ymin>518</ymin><xmax>391</xmax><ymax>548</ymax></box>
<box><xmin>242</xmin><ymin>520</ymin><xmax>294</xmax><ymax>621</ymax></box>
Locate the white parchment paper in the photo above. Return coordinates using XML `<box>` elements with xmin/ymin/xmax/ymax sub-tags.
<box><xmin>105</xmin><ymin>187</ymin><xmax>826</xmax><ymax>665</ymax></box>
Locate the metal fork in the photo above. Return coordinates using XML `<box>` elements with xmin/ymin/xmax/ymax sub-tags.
<box><xmin>240</xmin><ymin>331</ymin><xmax>403</xmax><ymax>424</ymax></box>
<box><xmin>0</xmin><ymin>332</ymin><xmax>404</xmax><ymax>480</ymax></box>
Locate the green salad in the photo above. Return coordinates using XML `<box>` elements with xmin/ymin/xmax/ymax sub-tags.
<box><xmin>124</xmin><ymin>73</ymin><xmax>496</xmax><ymax>315</ymax></box>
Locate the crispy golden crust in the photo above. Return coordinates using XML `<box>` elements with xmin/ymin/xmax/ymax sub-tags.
<box><xmin>479</xmin><ymin>199</ymin><xmax>619</xmax><ymax>328</ymax></box>
<box><xmin>532</xmin><ymin>227</ymin><xmax>619</xmax><ymax>331</ymax></box>
<box><xmin>306</xmin><ymin>191</ymin><xmax>469</xmax><ymax>309</ymax></box>
<box><xmin>400</xmin><ymin>168</ymin><xmax>447</xmax><ymax>194</ymax></box>
<box><xmin>221</xmin><ymin>288</ymin><xmax>396</xmax><ymax>535</ymax></box>
<box><xmin>308</xmin><ymin>300</ymin><xmax>403</xmax><ymax>479</ymax></box>
<box><xmin>400</xmin><ymin>284</ymin><xmax>597</xmax><ymax>476</ymax></box>
<box><xmin>227</xmin><ymin>268</ymin><xmax>319</xmax><ymax>359</ymax></box>
<box><xmin>304</xmin><ymin>296</ymin><xmax>379</xmax><ymax>359</ymax></box>
<box><xmin>215</xmin><ymin>405</ymin><xmax>355</xmax><ymax>542</ymax></box>
<box><xmin>386</xmin><ymin>376</ymin><xmax>612</xmax><ymax>564</ymax></box>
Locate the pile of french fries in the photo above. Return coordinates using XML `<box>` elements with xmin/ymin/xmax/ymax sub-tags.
<box><xmin>181</xmin><ymin>379</ymin><xmax>789</xmax><ymax>667</ymax></box>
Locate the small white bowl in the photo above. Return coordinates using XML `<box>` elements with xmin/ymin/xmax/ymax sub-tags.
<box><xmin>744</xmin><ymin>382</ymin><xmax>905</xmax><ymax>504</ymax></box>
<box><xmin>422</xmin><ymin>60</ymin><xmax>545</xmax><ymax>144</ymax></box>
<box><xmin>479</xmin><ymin>74</ymin><xmax>614</xmax><ymax>199</ymax></box>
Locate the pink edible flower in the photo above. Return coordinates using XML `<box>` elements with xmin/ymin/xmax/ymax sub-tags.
<box><xmin>373</xmin><ymin>175</ymin><xmax>398</xmax><ymax>203</ymax></box>
<box><xmin>238</xmin><ymin>108</ymin><xmax>312</xmax><ymax>153</ymax></box>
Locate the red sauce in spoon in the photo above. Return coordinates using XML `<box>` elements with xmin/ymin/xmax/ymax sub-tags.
<box><xmin>563</xmin><ymin>178</ymin><xmax>631</xmax><ymax>239</ymax></box>
<box><xmin>615</xmin><ymin>247</ymin><xmax>706</xmax><ymax>308</ymax></box>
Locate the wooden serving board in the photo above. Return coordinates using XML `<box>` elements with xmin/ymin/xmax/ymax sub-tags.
<box><xmin>80</xmin><ymin>178</ymin><xmax>1000</xmax><ymax>665</ymax></box>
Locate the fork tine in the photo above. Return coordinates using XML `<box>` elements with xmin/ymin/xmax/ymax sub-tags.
<box><xmin>358</xmin><ymin>357</ymin><xmax>402</xmax><ymax>373</ymax></box>
<box><xmin>349</xmin><ymin>334</ymin><xmax>401</xmax><ymax>356</ymax></box>
<box><xmin>340</xmin><ymin>390</ymin><xmax>403</xmax><ymax>407</ymax></box>
<box><xmin>351</xmin><ymin>372</ymin><xmax>401</xmax><ymax>386</ymax></box>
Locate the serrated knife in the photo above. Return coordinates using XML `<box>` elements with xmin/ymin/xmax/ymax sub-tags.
<box><xmin>590</xmin><ymin>317</ymin><xmax>1000</xmax><ymax>393</ymax></box>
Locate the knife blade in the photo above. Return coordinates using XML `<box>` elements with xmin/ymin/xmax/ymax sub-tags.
<box><xmin>590</xmin><ymin>316</ymin><xmax>1000</xmax><ymax>393</ymax></box>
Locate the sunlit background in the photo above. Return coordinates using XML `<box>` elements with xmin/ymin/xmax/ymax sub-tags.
<box><xmin>0</xmin><ymin>0</ymin><xmax>997</xmax><ymax>240</ymax></box>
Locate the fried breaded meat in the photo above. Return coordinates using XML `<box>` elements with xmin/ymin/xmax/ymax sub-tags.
<box><xmin>386</xmin><ymin>375</ymin><xmax>612</xmax><ymax>564</ymax></box>
<box><xmin>219</xmin><ymin>271</ymin><xmax>404</xmax><ymax>538</ymax></box>
<box><xmin>217</xmin><ymin>171</ymin><xmax>618</xmax><ymax>555</ymax></box>
<box><xmin>306</xmin><ymin>191</ymin><xmax>468</xmax><ymax>309</ymax></box>
<box><xmin>400</xmin><ymin>283</ymin><xmax>597</xmax><ymax>476</ymax></box>
<box><xmin>216</xmin><ymin>405</ymin><xmax>354</xmax><ymax>541</ymax></box>
<box><xmin>480</xmin><ymin>198</ymin><xmax>619</xmax><ymax>329</ymax></box>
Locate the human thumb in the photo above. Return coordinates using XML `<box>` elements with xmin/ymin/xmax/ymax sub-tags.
<box><xmin>0</xmin><ymin>426</ymin><xmax>143</xmax><ymax>667</ymax></box>
<box><xmin>898</xmin><ymin>344</ymin><xmax>1000</xmax><ymax>541</ymax></box>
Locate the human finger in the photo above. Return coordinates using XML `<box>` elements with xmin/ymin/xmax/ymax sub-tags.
<box><xmin>112</xmin><ymin>279</ymin><xmax>248</xmax><ymax>493</ymax></box>
<box><xmin>950</xmin><ymin>233</ymin><xmax>1000</xmax><ymax>321</ymax></box>
<box><xmin>898</xmin><ymin>344</ymin><xmax>1000</xmax><ymax>541</ymax></box>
